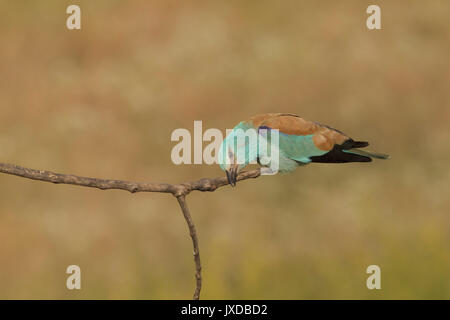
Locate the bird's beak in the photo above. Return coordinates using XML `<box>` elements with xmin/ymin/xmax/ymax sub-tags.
<box><xmin>226</xmin><ymin>164</ymin><xmax>239</xmax><ymax>187</ymax></box>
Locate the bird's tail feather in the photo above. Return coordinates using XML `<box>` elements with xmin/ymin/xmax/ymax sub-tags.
<box><xmin>344</xmin><ymin>148</ymin><xmax>390</xmax><ymax>160</ymax></box>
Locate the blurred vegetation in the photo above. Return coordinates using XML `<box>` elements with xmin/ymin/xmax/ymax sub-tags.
<box><xmin>0</xmin><ymin>0</ymin><xmax>449</xmax><ymax>299</ymax></box>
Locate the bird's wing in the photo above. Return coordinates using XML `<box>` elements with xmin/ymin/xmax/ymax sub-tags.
<box><xmin>250</xmin><ymin>113</ymin><xmax>370</xmax><ymax>163</ymax></box>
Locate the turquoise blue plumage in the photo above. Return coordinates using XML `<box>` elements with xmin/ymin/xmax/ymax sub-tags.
<box><xmin>218</xmin><ymin>113</ymin><xmax>389</xmax><ymax>186</ymax></box>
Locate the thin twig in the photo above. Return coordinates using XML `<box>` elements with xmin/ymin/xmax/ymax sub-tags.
<box><xmin>0</xmin><ymin>162</ymin><xmax>261</xmax><ymax>299</ymax></box>
<box><xmin>176</xmin><ymin>195</ymin><xmax>202</xmax><ymax>300</ymax></box>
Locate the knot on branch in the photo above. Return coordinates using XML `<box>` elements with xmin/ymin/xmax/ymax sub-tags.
<box><xmin>193</xmin><ymin>179</ymin><xmax>219</xmax><ymax>192</ymax></box>
<box><xmin>173</xmin><ymin>184</ymin><xmax>190</xmax><ymax>197</ymax></box>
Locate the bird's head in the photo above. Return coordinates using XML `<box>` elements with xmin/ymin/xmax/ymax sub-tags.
<box><xmin>218</xmin><ymin>122</ymin><xmax>258</xmax><ymax>186</ymax></box>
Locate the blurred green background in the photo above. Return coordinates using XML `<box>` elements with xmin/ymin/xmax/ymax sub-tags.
<box><xmin>0</xmin><ymin>0</ymin><xmax>449</xmax><ymax>299</ymax></box>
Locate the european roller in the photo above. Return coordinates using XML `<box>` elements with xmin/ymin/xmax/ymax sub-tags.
<box><xmin>218</xmin><ymin>113</ymin><xmax>389</xmax><ymax>186</ymax></box>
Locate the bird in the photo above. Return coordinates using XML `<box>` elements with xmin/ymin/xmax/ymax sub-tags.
<box><xmin>218</xmin><ymin>113</ymin><xmax>389</xmax><ymax>186</ymax></box>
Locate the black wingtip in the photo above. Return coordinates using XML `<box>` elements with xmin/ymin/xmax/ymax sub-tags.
<box><xmin>352</xmin><ymin>141</ymin><xmax>369</xmax><ymax>148</ymax></box>
<box><xmin>340</xmin><ymin>139</ymin><xmax>369</xmax><ymax>150</ymax></box>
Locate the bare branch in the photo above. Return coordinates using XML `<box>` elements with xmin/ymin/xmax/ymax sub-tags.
<box><xmin>0</xmin><ymin>162</ymin><xmax>261</xmax><ymax>299</ymax></box>
<box><xmin>176</xmin><ymin>195</ymin><xmax>202</xmax><ymax>300</ymax></box>
<box><xmin>0</xmin><ymin>163</ymin><xmax>260</xmax><ymax>196</ymax></box>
